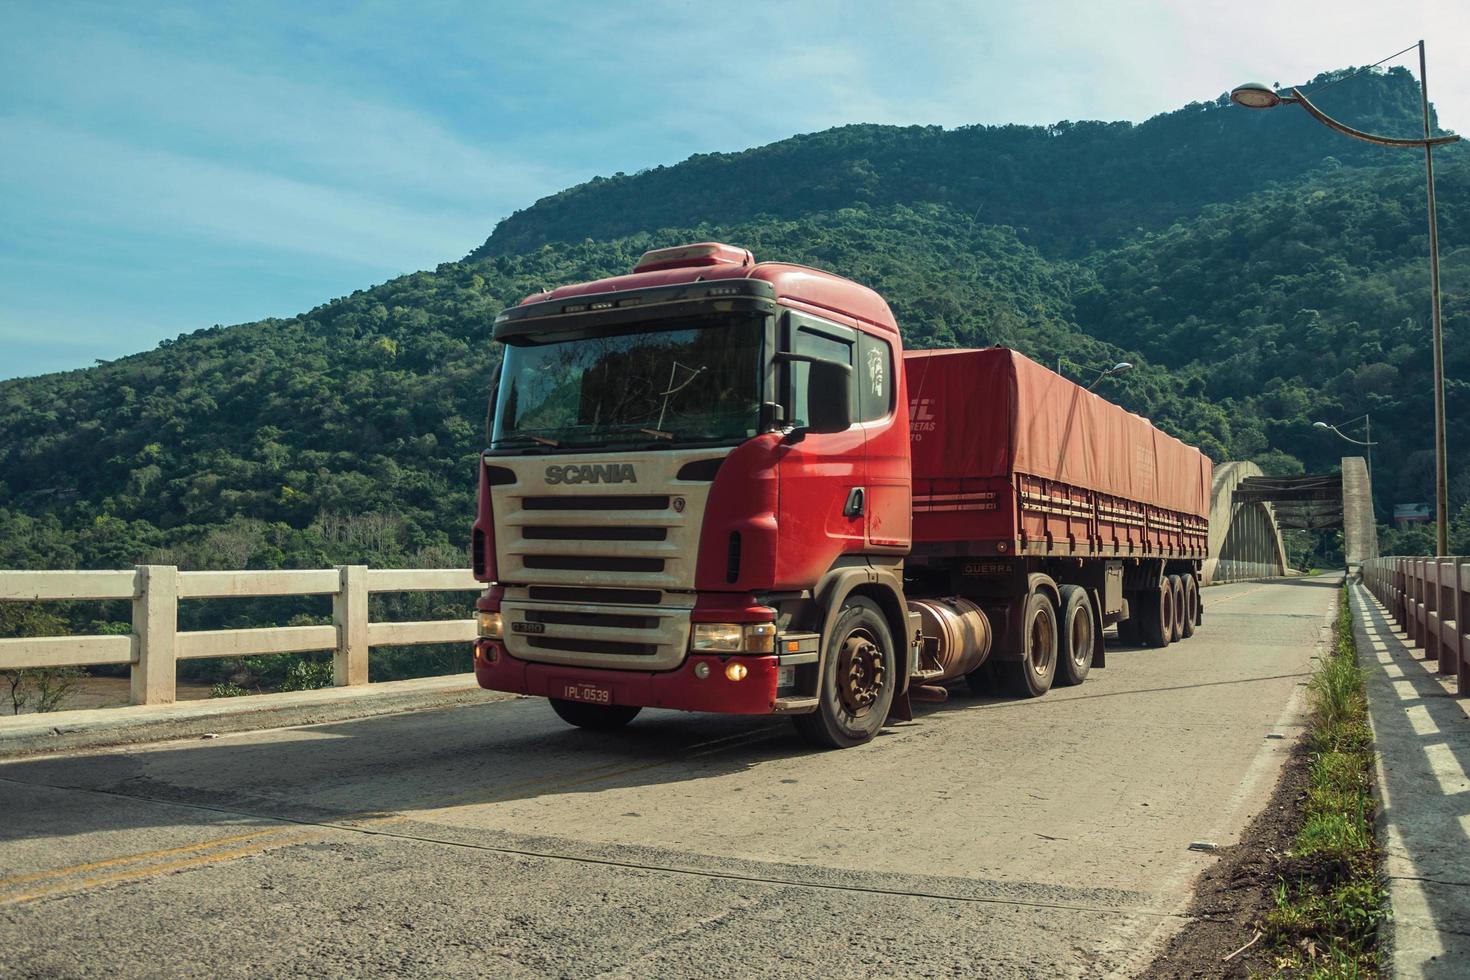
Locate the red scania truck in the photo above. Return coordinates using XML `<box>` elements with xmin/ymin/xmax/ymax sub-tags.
<box><xmin>472</xmin><ymin>243</ymin><xmax>1211</xmax><ymax>748</ymax></box>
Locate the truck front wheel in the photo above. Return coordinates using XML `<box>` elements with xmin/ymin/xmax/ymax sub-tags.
<box><xmin>794</xmin><ymin>597</ymin><xmax>896</xmax><ymax>749</ymax></box>
<box><xmin>999</xmin><ymin>591</ymin><xmax>1058</xmax><ymax>698</ymax></box>
<box><xmin>549</xmin><ymin>698</ymin><xmax>642</xmax><ymax>731</ymax></box>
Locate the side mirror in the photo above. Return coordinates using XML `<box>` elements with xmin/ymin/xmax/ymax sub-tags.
<box><xmin>806</xmin><ymin>359</ymin><xmax>852</xmax><ymax>434</ymax></box>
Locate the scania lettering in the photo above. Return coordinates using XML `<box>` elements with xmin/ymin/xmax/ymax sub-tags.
<box><xmin>544</xmin><ymin>463</ymin><xmax>638</xmax><ymax>485</ymax></box>
<box><xmin>472</xmin><ymin>242</ymin><xmax>1210</xmax><ymax>748</ymax></box>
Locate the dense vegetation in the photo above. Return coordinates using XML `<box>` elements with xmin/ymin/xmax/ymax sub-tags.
<box><xmin>472</xmin><ymin>68</ymin><xmax>1438</xmax><ymax>262</ymax></box>
<box><xmin>1</xmin><ymin>66</ymin><xmax>1466</xmax><ymax>675</ymax></box>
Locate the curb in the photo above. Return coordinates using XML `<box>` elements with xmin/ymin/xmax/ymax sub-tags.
<box><xmin>0</xmin><ymin>674</ymin><xmax>514</xmax><ymax>759</ymax></box>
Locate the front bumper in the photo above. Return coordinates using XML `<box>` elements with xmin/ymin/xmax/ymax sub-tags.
<box><xmin>474</xmin><ymin>640</ymin><xmax>781</xmax><ymax>714</ymax></box>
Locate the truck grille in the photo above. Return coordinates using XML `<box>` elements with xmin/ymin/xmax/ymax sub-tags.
<box><xmin>496</xmin><ymin>491</ymin><xmax>696</xmax><ymax>592</ymax></box>
<box><xmin>489</xmin><ymin>451</ymin><xmax>723</xmax><ymax>670</ymax></box>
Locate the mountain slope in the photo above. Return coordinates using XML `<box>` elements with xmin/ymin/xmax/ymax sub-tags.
<box><xmin>471</xmin><ymin>67</ymin><xmax>1436</xmax><ymax>261</ymax></box>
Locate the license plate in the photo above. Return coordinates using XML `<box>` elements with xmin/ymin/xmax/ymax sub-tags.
<box><xmin>559</xmin><ymin>681</ymin><xmax>613</xmax><ymax>705</ymax></box>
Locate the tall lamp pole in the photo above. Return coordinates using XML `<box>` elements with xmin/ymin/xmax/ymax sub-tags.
<box><xmin>1232</xmin><ymin>41</ymin><xmax>1460</xmax><ymax>555</ymax></box>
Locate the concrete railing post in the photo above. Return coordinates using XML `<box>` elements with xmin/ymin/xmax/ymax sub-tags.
<box><xmin>1450</xmin><ymin>557</ymin><xmax>1467</xmax><ymax>681</ymax></box>
<box><xmin>131</xmin><ymin>565</ymin><xmax>178</xmax><ymax>705</ymax></box>
<box><xmin>334</xmin><ymin>565</ymin><xmax>369</xmax><ymax>686</ymax></box>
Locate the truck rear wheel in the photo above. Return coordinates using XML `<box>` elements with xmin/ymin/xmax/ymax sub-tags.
<box><xmin>1168</xmin><ymin>575</ymin><xmax>1185</xmax><ymax>642</ymax></box>
<box><xmin>1056</xmin><ymin>585</ymin><xmax>1093</xmax><ymax>687</ymax></box>
<box><xmin>794</xmin><ymin>597</ymin><xmax>896</xmax><ymax>749</ymax></box>
<box><xmin>999</xmin><ymin>591</ymin><xmax>1057</xmax><ymax>698</ymax></box>
<box><xmin>1181</xmin><ymin>576</ymin><xmax>1199</xmax><ymax>638</ymax></box>
<box><xmin>549</xmin><ymin>698</ymin><xmax>642</xmax><ymax>731</ymax></box>
<box><xmin>1139</xmin><ymin>584</ymin><xmax>1174</xmax><ymax>648</ymax></box>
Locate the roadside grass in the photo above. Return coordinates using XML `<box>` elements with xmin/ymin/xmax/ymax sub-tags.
<box><xmin>1262</xmin><ymin>584</ymin><xmax>1388</xmax><ymax>975</ymax></box>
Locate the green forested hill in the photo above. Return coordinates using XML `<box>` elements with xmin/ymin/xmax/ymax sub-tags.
<box><xmin>1</xmin><ymin>66</ymin><xmax>1465</xmax><ymax>577</ymax></box>
<box><xmin>472</xmin><ymin>67</ymin><xmax>1437</xmax><ymax>261</ymax></box>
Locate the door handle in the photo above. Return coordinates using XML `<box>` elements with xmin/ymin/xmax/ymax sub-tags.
<box><xmin>844</xmin><ymin>487</ymin><xmax>865</xmax><ymax>518</ymax></box>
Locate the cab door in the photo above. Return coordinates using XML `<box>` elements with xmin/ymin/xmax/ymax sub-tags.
<box><xmin>775</xmin><ymin>312</ymin><xmax>866</xmax><ymax>588</ymax></box>
<box><xmin>857</xmin><ymin>330</ymin><xmax>911</xmax><ymax>551</ymax></box>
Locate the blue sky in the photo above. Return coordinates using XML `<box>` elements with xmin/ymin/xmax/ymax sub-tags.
<box><xmin>3</xmin><ymin>0</ymin><xmax>1466</xmax><ymax>380</ymax></box>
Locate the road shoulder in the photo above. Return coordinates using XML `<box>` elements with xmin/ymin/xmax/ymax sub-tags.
<box><xmin>0</xmin><ymin>674</ymin><xmax>510</xmax><ymax>759</ymax></box>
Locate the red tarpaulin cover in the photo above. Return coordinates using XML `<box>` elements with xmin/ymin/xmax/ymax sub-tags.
<box><xmin>904</xmin><ymin>348</ymin><xmax>1211</xmax><ymax>518</ymax></box>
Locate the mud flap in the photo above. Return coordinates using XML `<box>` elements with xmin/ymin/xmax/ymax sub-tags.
<box><xmin>887</xmin><ymin>690</ymin><xmax>913</xmax><ymax>722</ymax></box>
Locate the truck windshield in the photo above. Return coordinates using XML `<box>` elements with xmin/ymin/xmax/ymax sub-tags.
<box><xmin>491</xmin><ymin>314</ymin><xmax>764</xmax><ymax>450</ymax></box>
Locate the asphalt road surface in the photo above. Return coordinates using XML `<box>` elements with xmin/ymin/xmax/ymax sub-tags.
<box><xmin>0</xmin><ymin>576</ymin><xmax>1339</xmax><ymax>978</ymax></box>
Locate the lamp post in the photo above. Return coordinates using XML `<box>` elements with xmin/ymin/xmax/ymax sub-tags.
<box><xmin>1232</xmin><ymin>42</ymin><xmax>1460</xmax><ymax>555</ymax></box>
<box><xmin>1087</xmin><ymin>361</ymin><xmax>1133</xmax><ymax>391</ymax></box>
<box><xmin>1313</xmin><ymin>414</ymin><xmax>1376</xmax><ymax>485</ymax></box>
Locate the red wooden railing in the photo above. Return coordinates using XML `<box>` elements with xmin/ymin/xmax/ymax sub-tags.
<box><xmin>1361</xmin><ymin>557</ymin><xmax>1469</xmax><ymax>696</ymax></box>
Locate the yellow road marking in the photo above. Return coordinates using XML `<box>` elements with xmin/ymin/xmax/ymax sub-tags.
<box><xmin>0</xmin><ymin>826</ymin><xmax>299</xmax><ymax>890</ymax></box>
<box><xmin>2</xmin><ymin>830</ymin><xmax>321</xmax><ymax>906</ymax></box>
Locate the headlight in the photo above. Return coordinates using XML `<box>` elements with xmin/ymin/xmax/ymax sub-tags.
<box><xmin>477</xmin><ymin>611</ymin><xmax>503</xmax><ymax>639</ymax></box>
<box><xmin>691</xmin><ymin>622</ymin><xmax>776</xmax><ymax>653</ymax></box>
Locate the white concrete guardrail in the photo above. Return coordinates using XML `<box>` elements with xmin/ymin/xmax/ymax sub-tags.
<box><xmin>0</xmin><ymin>566</ymin><xmax>482</xmax><ymax>705</ymax></box>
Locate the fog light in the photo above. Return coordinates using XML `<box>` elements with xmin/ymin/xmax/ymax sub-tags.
<box><xmin>694</xmin><ymin>662</ymin><xmax>711</xmax><ymax>680</ymax></box>
<box><xmin>725</xmin><ymin>662</ymin><xmax>748</xmax><ymax>682</ymax></box>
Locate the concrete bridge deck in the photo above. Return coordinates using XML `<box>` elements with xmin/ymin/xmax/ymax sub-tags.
<box><xmin>0</xmin><ymin>576</ymin><xmax>1340</xmax><ymax>978</ymax></box>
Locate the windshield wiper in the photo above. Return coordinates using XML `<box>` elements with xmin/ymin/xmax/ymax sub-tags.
<box><xmin>638</xmin><ymin>428</ymin><xmax>673</xmax><ymax>440</ymax></box>
<box><xmin>494</xmin><ymin>434</ymin><xmax>561</xmax><ymax>448</ymax></box>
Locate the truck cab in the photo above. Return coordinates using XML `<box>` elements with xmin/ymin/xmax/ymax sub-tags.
<box><xmin>472</xmin><ymin>243</ymin><xmax>918</xmax><ymax>747</ymax></box>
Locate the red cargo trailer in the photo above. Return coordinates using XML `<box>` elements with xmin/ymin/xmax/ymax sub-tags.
<box><xmin>906</xmin><ymin>347</ymin><xmax>1210</xmax><ymax>556</ymax></box>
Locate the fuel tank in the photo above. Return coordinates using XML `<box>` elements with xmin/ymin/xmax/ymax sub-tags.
<box><xmin>907</xmin><ymin>597</ymin><xmax>992</xmax><ymax>683</ymax></box>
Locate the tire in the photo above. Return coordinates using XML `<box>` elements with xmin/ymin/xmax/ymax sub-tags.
<box><xmin>793</xmin><ymin>596</ymin><xmax>897</xmax><ymax>749</ymax></box>
<box><xmin>549</xmin><ymin>698</ymin><xmax>642</xmax><ymax>731</ymax></box>
<box><xmin>1168</xmin><ymin>575</ymin><xmax>1186</xmax><ymax>643</ymax></box>
<box><xmin>1139</xmin><ymin>584</ymin><xmax>1174</xmax><ymax>648</ymax></box>
<box><xmin>999</xmin><ymin>590</ymin><xmax>1058</xmax><ymax>698</ymax></box>
<box><xmin>1181</xmin><ymin>575</ymin><xmax>1199</xmax><ymax>639</ymax></box>
<box><xmin>1056</xmin><ymin>585</ymin><xmax>1094</xmax><ymax>687</ymax></box>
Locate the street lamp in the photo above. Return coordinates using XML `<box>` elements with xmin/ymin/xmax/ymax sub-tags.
<box><xmin>1313</xmin><ymin>414</ymin><xmax>1376</xmax><ymax>485</ymax></box>
<box><xmin>1231</xmin><ymin>42</ymin><xmax>1460</xmax><ymax>555</ymax></box>
<box><xmin>1087</xmin><ymin>362</ymin><xmax>1133</xmax><ymax>390</ymax></box>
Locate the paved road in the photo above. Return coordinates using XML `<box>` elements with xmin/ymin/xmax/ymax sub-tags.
<box><xmin>0</xmin><ymin>577</ymin><xmax>1339</xmax><ymax>978</ymax></box>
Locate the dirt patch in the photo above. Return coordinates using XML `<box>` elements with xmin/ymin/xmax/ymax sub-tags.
<box><xmin>1144</xmin><ymin>739</ymin><xmax>1312</xmax><ymax>978</ymax></box>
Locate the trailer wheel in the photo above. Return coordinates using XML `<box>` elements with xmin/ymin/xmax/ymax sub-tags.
<box><xmin>1167</xmin><ymin>575</ymin><xmax>1186</xmax><ymax>642</ymax></box>
<box><xmin>794</xmin><ymin>596</ymin><xmax>896</xmax><ymax>749</ymax></box>
<box><xmin>1181</xmin><ymin>576</ymin><xmax>1199</xmax><ymax>638</ymax></box>
<box><xmin>1055</xmin><ymin>585</ymin><xmax>1093</xmax><ymax>687</ymax></box>
<box><xmin>549</xmin><ymin>698</ymin><xmax>642</xmax><ymax>731</ymax></box>
<box><xmin>1000</xmin><ymin>591</ymin><xmax>1057</xmax><ymax>698</ymax></box>
<box><xmin>1139</xmin><ymin>585</ymin><xmax>1174</xmax><ymax>648</ymax></box>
